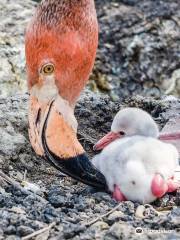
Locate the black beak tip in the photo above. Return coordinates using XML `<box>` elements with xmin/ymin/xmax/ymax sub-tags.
<box><xmin>44</xmin><ymin>149</ymin><xmax>108</xmax><ymax>190</ymax></box>
<box><xmin>72</xmin><ymin>153</ymin><xmax>108</xmax><ymax>190</ymax></box>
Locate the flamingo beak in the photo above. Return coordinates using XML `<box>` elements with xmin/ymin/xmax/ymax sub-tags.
<box><xmin>93</xmin><ymin>131</ymin><xmax>122</xmax><ymax>151</ymax></box>
<box><xmin>151</xmin><ymin>174</ymin><xmax>168</xmax><ymax>198</ymax></box>
<box><xmin>28</xmin><ymin>95</ymin><xmax>107</xmax><ymax>190</ymax></box>
<box><xmin>112</xmin><ymin>185</ymin><xmax>127</xmax><ymax>202</ymax></box>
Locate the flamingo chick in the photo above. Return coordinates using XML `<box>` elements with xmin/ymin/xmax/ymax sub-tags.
<box><xmin>94</xmin><ymin>108</ymin><xmax>159</xmax><ymax>151</ymax></box>
<box><xmin>94</xmin><ymin>107</ymin><xmax>180</xmax><ymax>151</ymax></box>
<box><xmin>25</xmin><ymin>0</ymin><xmax>107</xmax><ymax>189</ymax></box>
<box><xmin>93</xmin><ymin>136</ymin><xmax>179</xmax><ymax>203</ymax></box>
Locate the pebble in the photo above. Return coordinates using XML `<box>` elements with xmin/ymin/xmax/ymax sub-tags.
<box><xmin>17</xmin><ymin>226</ymin><xmax>34</xmax><ymax>237</ymax></box>
<box><xmin>91</xmin><ymin>221</ymin><xmax>109</xmax><ymax>230</ymax></box>
<box><xmin>4</xmin><ymin>226</ymin><xmax>16</xmax><ymax>235</ymax></box>
<box><xmin>104</xmin><ymin>222</ymin><xmax>135</xmax><ymax>239</ymax></box>
<box><xmin>22</xmin><ymin>181</ymin><xmax>42</xmax><ymax>194</ymax></box>
<box><xmin>107</xmin><ymin>210</ymin><xmax>124</xmax><ymax>224</ymax></box>
<box><xmin>135</xmin><ymin>205</ymin><xmax>146</xmax><ymax>219</ymax></box>
<box><xmin>48</xmin><ymin>194</ymin><xmax>66</xmax><ymax>208</ymax></box>
<box><xmin>63</xmin><ymin>224</ymin><xmax>86</xmax><ymax>239</ymax></box>
<box><xmin>10</xmin><ymin>207</ymin><xmax>26</xmax><ymax>215</ymax></box>
<box><xmin>6</xmin><ymin>236</ymin><xmax>21</xmax><ymax>240</ymax></box>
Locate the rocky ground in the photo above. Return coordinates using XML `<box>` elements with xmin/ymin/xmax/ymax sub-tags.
<box><xmin>0</xmin><ymin>0</ymin><xmax>35</xmax><ymax>97</ymax></box>
<box><xmin>0</xmin><ymin>0</ymin><xmax>180</xmax><ymax>239</ymax></box>
<box><xmin>94</xmin><ymin>0</ymin><xmax>180</xmax><ymax>99</ymax></box>
<box><xmin>0</xmin><ymin>92</ymin><xmax>180</xmax><ymax>239</ymax></box>
<box><xmin>0</xmin><ymin>0</ymin><xmax>180</xmax><ymax>98</ymax></box>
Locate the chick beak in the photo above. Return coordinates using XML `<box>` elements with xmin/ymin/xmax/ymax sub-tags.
<box><xmin>112</xmin><ymin>185</ymin><xmax>127</xmax><ymax>202</ymax></box>
<box><xmin>93</xmin><ymin>131</ymin><xmax>122</xmax><ymax>151</ymax></box>
<box><xmin>28</xmin><ymin>95</ymin><xmax>107</xmax><ymax>190</ymax></box>
<box><xmin>151</xmin><ymin>174</ymin><xmax>168</xmax><ymax>198</ymax></box>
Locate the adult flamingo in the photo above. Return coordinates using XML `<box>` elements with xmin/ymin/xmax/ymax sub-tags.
<box><xmin>25</xmin><ymin>0</ymin><xmax>107</xmax><ymax>189</ymax></box>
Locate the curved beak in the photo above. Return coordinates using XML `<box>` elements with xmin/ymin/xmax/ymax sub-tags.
<box><xmin>112</xmin><ymin>185</ymin><xmax>127</xmax><ymax>202</ymax></box>
<box><xmin>28</xmin><ymin>94</ymin><xmax>107</xmax><ymax>190</ymax></box>
<box><xmin>93</xmin><ymin>131</ymin><xmax>122</xmax><ymax>151</ymax></box>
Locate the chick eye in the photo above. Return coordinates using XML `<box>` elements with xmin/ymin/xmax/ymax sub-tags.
<box><xmin>119</xmin><ymin>131</ymin><xmax>125</xmax><ymax>136</ymax></box>
<box><xmin>41</xmin><ymin>64</ymin><xmax>55</xmax><ymax>75</ymax></box>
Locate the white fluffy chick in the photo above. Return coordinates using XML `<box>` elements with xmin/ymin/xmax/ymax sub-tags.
<box><xmin>93</xmin><ymin>136</ymin><xmax>179</xmax><ymax>203</ymax></box>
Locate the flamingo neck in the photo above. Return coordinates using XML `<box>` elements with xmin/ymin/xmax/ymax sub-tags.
<box><xmin>37</xmin><ymin>0</ymin><xmax>96</xmax><ymax>29</ymax></box>
<box><xmin>159</xmin><ymin>131</ymin><xmax>180</xmax><ymax>141</ymax></box>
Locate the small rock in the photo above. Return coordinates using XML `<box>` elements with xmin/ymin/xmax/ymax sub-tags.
<box><xmin>4</xmin><ymin>225</ymin><xmax>16</xmax><ymax>235</ymax></box>
<box><xmin>63</xmin><ymin>224</ymin><xmax>86</xmax><ymax>239</ymax></box>
<box><xmin>10</xmin><ymin>206</ymin><xmax>26</xmax><ymax>215</ymax></box>
<box><xmin>92</xmin><ymin>192</ymin><xmax>110</xmax><ymax>202</ymax></box>
<box><xmin>170</xmin><ymin>207</ymin><xmax>180</xmax><ymax>225</ymax></box>
<box><xmin>6</xmin><ymin>236</ymin><xmax>21</xmax><ymax>240</ymax></box>
<box><xmin>17</xmin><ymin>226</ymin><xmax>34</xmax><ymax>237</ymax></box>
<box><xmin>0</xmin><ymin>228</ymin><xmax>3</xmax><ymax>237</ymax></box>
<box><xmin>21</xmin><ymin>181</ymin><xmax>42</xmax><ymax>194</ymax></box>
<box><xmin>135</xmin><ymin>205</ymin><xmax>146</xmax><ymax>219</ymax></box>
<box><xmin>94</xmin><ymin>205</ymin><xmax>104</xmax><ymax>214</ymax></box>
<box><xmin>29</xmin><ymin>221</ymin><xmax>45</xmax><ymax>230</ymax></box>
<box><xmin>91</xmin><ymin>221</ymin><xmax>109</xmax><ymax>230</ymax></box>
<box><xmin>85</xmin><ymin>198</ymin><xmax>95</xmax><ymax>208</ymax></box>
<box><xmin>48</xmin><ymin>194</ymin><xmax>66</xmax><ymax>208</ymax></box>
<box><xmin>10</xmin><ymin>171</ymin><xmax>23</xmax><ymax>181</ymax></box>
<box><xmin>0</xmin><ymin>176</ymin><xmax>7</xmax><ymax>188</ymax></box>
<box><xmin>104</xmin><ymin>222</ymin><xmax>135</xmax><ymax>239</ymax></box>
<box><xmin>107</xmin><ymin>210</ymin><xmax>124</xmax><ymax>224</ymax></box>
<box><xmin>175</xmin><ymin>189</ymin><xmax>180</xmax><ymax>206</ymax></box>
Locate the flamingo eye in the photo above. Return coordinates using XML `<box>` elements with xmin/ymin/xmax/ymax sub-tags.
<box><xmin>41</xmin><ymin>63</ymin><xmax>55</xmax><ymax>75</ymax></box>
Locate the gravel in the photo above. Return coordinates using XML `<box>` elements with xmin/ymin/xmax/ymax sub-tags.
<box><xmin>0</xmin><ymin>92</ymin><xmax>179</xmax><ymax>239</ymax></box>
<box><xmin>0</xmin><ymin>0</ymin><xmax>180</xmax><ymax>99</ymax></box>
<box><xmin>93</xmin><ymin>0</ymin><xmax>180</xmax><ymax>99</ymax></box>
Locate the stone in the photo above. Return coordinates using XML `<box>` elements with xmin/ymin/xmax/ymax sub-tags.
<box><xmin>91</xmin><ymin>221</ymin><xmax>109</xmax><ymax>230</ymax></box>
<box><xmin>104</xmin><ymin>222</ymin><xmax>136</xmax><ymax>239</ymax></box>
<box><xmin>107</xmin><ymin>210</ymin><xmax>124</xmax><ymax>224</ymax></box>
<box><xmin>17</xmin><ymin>226</ymin><xmax>34</xmax><ymax>237</ymax></box>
